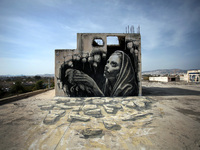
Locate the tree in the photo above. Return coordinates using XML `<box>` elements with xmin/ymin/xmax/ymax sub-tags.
<box><xmin>10</xmin><ymin>81</ymin><xmax>25</xmax><ymax>94</ymax></box>
<box><xmin>34</xmin><ymin>80</ymin><xmax>44</xmax><ymax>90</ymax></box>
<box><xmin>51</xmin><ymin>81</ymin><xmax>55</xmax><ymax>88</ymax></box>
<box><xmin>0</xmin><ymin>86</ymin><xmax>6</xmax><ymax>98</ymax></box>
<box><xmin>34</xmin><ymin>75</ymin><xmax>41</xmax><ymax>80</ymax></box>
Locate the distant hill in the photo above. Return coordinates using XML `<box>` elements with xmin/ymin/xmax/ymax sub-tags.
<box><xmin>36</xmin><ymin>74</ymin><xmax>54</xmax><ymax>77</ymax></box>
<box><xmin>0</xmin><ymin>74</ymin><xmax>54</xmax><ymax>77</ymax></box>
<box><xmin>142</xmin><ymin>69</ymin><xmax>187</xmax><ymax>75</ymax></box>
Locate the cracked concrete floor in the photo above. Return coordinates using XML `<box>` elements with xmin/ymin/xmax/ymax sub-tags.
<box><xmin>0</xmin><ymin>82</ymin><xmax>200</xmax><ymax>150</ymax></box>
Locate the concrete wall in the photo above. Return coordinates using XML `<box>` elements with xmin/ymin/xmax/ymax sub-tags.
<box><xmin>0</xmin><ymin>88</ymin><xmax>52</xmax><ymax>105</ymax></box>
<box><xmin>55</xmin><ymin>33</ymin><xmax>141</xmax><ymax>97</ymax></box>
<box><xmin>149</xmin><ymin>77</ymin><xmax>168</xmax><ymax>82</ymax></box>
<box><xmin>180</xmin><ymin>74</ymin><xmax>188</xmax><ymax>81</ymax></box>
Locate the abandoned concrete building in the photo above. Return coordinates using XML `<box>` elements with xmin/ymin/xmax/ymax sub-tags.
<box><xmin>55</xmin><ymin>33</ymin><xmax>141</xmax><ymax>97</ymax></box>
<box><xmin>149</xmin><ymin>76</ymin><xmax>180</xmax><ymax>83</ymax></box>
<box><xmin>187</xmin><ymin>70</ymin><xmax>200</xmax><ymax>82</ymax></box>
<box><xmin>180</xmin><ymin>74</ymin><xmax>188</xmax><ymax>82</ymax></box>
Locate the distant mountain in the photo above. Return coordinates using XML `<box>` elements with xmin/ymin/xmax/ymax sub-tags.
<box><xmin>36</xmin><ymin>74</ymin><xmax>54</xmax><ymax>77</ymax></box>
<box><xmin>0</xmin><ymin>74</ymin><xmax>26</xmax><ymax>77</ymax></box>
<box><xmin>142</xmin><ymin>69</ymin><xmax>187</xmax><ymax>75</ymax></box>
<box><xmin>0</xmin><ymin>74</ymin><xmax>54</xmax><ymax>77</ymax></box>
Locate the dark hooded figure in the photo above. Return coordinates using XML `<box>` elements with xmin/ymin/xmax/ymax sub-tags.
<box><xmin>71</xmin><ymin>50</ymin><xmax>137</xmax><ymax>97</ymax></box>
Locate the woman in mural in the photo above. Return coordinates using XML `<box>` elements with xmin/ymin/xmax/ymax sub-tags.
<box><xmin>71</xmin><ymin>50</ymin><xmax>137</xmax><ymax>96</ymax></box>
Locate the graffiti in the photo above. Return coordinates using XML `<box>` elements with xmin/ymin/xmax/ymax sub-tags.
<box><xmin>55</xmin><ymin>33</ymin><xmax>141</xmax><ymax>97</ymax></box>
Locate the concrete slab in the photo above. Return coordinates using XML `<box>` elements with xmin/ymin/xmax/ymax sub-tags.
<box><xmin>0</xmin><ymin>83</ymin><xmax>200</xmax><ymax>149</ymax></box>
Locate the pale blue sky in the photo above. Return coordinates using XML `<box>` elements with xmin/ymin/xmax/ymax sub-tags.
<box><xmin>0</xmin><ymin>0</ymin><xmax>200</xmax><ymax>75</ymax></box>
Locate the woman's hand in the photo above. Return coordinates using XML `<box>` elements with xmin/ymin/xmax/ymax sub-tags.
<box><xmin>73</xmin><ymin>72</ymin><xmax>104</xmax><ymax>96</ymax></box>
<box><xmin>73</xmin><ymin>72</ymin><xmax>95</xmax><ymax>88</ymax></box>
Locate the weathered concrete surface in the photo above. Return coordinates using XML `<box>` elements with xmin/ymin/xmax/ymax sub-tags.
<box><xmin>0</xmin><ymin>82</ymin><xmax>200</xmax><ymax>149</ymax></box>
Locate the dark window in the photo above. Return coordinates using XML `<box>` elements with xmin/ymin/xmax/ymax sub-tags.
<box><xmin>171</xmin><ymin>78</ymin><xmax>176</xmax><ymax>81</ymax></box>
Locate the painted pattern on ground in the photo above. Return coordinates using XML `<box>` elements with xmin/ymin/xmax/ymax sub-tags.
<box><xmin>26</xmin><ymin>97</ymin><xmax>154</xmax><ymax>149</ymax></box>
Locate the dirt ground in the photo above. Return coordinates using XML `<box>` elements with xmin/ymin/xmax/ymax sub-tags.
<box><xmin>0</xmin><ymin>81</ymin><xmax>200</xmax><ymax>150</ymax></box>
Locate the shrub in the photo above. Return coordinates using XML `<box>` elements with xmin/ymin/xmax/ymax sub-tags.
<box><xmin>33</xmin><ymin>80</ymin><xmax>44</xmax><ymax>90</ymax></box>
<box><xmin>10</xmin><ymin>81</ymin><xmax>25</xmax><ymax>94</ymax></box>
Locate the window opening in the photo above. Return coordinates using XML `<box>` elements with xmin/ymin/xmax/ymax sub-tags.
<box><xmin>107</xmin><ymin>36</ymin><xmax>119</xmax><ymax>45</ymax></box>
<box><xmin>171</xmin><ymin>78</ymin><xmax>176</xmax><ymax>81</ymax></box>
<box><xmin>92</xmin><ymin>38</ymin><xmax>104</xmax><ymax>47</ymax></box>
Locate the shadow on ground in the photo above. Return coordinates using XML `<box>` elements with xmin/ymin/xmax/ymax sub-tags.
<box><xmin>142</xmin><ymin>87</ymin><xmax>200</xmax><ymax>96</ymax></box>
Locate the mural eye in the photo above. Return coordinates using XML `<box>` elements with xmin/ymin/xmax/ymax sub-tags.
<box><xmin>111</xmin><ymin>62</ymin><xmax>117</xmax><ymax>67</ymax></box>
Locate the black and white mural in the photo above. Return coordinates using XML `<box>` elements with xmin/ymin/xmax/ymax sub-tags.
<box><xmin>55</xmin><ymin>33</ymin><xmax>141</xmax><ymax>97</ymax></box>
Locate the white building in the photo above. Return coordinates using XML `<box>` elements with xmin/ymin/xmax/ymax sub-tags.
<box><xmin>149</xmin><ymin>76</ymin><xmax>180</xmax><ymax>82</ymax></box>
<box><xmin>180</xmin><ymin>74</ymin><xmax>188</xmax><ymax>82</ymax></box>
<box><xmin>187</xmin><ymin>70</ymin><xmax>200</xmax><ymax>82</ymax></box>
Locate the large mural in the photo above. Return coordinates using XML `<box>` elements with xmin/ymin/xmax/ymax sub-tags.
<box><xmin>55</xmin><ymin>33</ymin><xmax>141</xmax><ymax>97</ymax></box>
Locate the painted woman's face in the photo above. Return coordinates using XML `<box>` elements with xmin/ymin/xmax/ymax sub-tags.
<box><xmin>104</xmin><ymin>54</ymin><xmax>121</xmax><ymax>80</ymax></box>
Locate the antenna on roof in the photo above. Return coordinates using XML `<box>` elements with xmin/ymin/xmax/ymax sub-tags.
<box><xmin>128</xmin><ymin>25</ymin><xmax>129</xmax><ymax>33</ymax></box>
<box><xmin>130</xmin><ymin>25</ymin><xmax>134</xmax><ymax>33</ymax></box>
<box><xmin>125</xmin><ymin>25</ymin><xmax>135</xmax><ymax>33</ymax></box>
<box><xmin>137</xmin><ymin>25</ymin><xmax>140</xmax><ymax>33</ymax></box>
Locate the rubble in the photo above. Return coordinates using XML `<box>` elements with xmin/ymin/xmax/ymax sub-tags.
<box><xmin>103</xmin><ymin>105</ymin><xmax>115</xmax><ymax>113</ymax></box>
<box><xmin>43</xmin><ymin>114</ymin><xmax>60</xmax><ymax>124</ymax></box>
<box><xmin>40</xmin><ymin>104</ymin><xmax>54</xmax><ymax>110</ymax></box>
<box><xmin>43</xmin><ymin>110</ymin><xmax>66</xmax><ymax>124</ymax></box>
<box><xmin>105</xmin><ymin>104</ymin><xmax>122</xmax><ymax>109</ymax></box>
<box><xmin>50</xmin><ymin>110</ymin><xmax>66</xmax><ymax>116</ymax></box>
<box><xmin>66</xmin><ymin>100</ymin><xmax>83</xmax><ymax>106</ymax></box>
<box><xmin>84</xmin><ymin>109</ymin><xmax>102</xmax><ymax>117</ymax></box>
<box><xmin>55</xmin><ymin>103</ymin><xmax>73</xmax><ymax>109</ymax></box>
<box><xmin>72</xmin><ymin>106</ymin><xmax>81</xmax><ymax>112</ymax></box>
<box><xmin>92</xmin><ymin>99</ymin><xmax>104</xmax><ymax>105</ymax></box>
<box><xmin>122</xmin><ymin>101</ymin><xmax>129</xmax><ymax>105</ymax></box>
<box><xmin>104</xmin><ymin>98</ymin><xmax>113</xmax><ymax>104</ymax></box>
<box><xmin>103</xmin><ymin>120</ymin><xmax>121</xmax><ymax>130</ymax></box>
<box><xmin>134</xmin><ymin>100</ymin><xmax>146</xmax><ymax>108</ymax></box>
<box><xmin>82</xmin><ymin>105</ymin><xmax>97</xmax><ymax>111</ymax></box>
<box><xmin>54</xmin><ymin>97</ymin><xmax>71</xmax><ymax>104</ymax></box>
<box><xmin>81</xmin><ymin>128</ymin><xmax>103</xmax><ymax>137</ymax></box>
<box><xmin>126</xmin><ymin>101</ymin><xmax>137</xmax><ymax>108</ymax></box>
<box><xmin>68</xmin><ymin>113</ymin><xmax>90</xmax><ymax>122</ymax></box>
<box><xmin>83</xmin><ymin>98</ymin><xmax>93</xmax><ymax>104</ymax></box>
